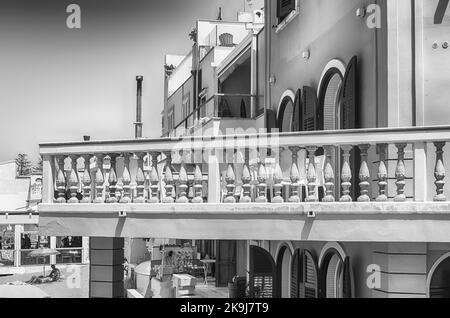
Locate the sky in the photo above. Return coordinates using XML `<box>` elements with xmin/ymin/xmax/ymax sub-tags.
<box><xmin>0</xmin><ymin>0</ymin><xmax>250</xmax><ymax>164</ymax></box>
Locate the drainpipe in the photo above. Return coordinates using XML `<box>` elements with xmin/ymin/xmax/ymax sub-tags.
<box><xmin>135</xmin><ymin>76</ymin><xmax>144</xmax><ymax>139</ymax></box>
<box><xmin>264</xmin><ymin>0</ymin><xmax>272</xmax><ymax>129</ymax></box>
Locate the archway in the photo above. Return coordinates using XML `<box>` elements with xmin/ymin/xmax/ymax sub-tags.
<box><xmin>277</xmin><ymin>90</ymin><xmax>296</xmax><ymax>132</ymax></box>
<box><xmin>249</xmin><ymin>245</ymin><xmax>277</xmax><ymax>298</ymax></box>
<box><xmin>276</xmin><ymin>245</ymin><xmax>292</xmax><ymax>298</ymax></box>
<box><xmin>428</xmin><ymin>253</ymin><xmax>450</xmax><ymax>298</ymax></box>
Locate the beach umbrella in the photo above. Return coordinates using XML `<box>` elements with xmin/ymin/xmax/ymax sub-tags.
<box><xmin>0</xmin><ymin>284</ymin><xmax>50</xmax><ymax>298</ymax></box>
<box><xmin>28</xmin><ymin>248</ymin><xmax>60</xmax><ymax>276</ymax></box>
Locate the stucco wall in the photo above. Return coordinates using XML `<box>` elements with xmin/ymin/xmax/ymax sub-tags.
<box><xmin>268</xmin><ymin>0</ymin><xmax>381</xmax><ymax>129</ymax></box>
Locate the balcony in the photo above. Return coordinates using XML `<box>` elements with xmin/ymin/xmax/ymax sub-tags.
<box><xmin>172</xmin><ymin>93</ymin><xmax>263</xmax><ymax>137</ymax></box>
<box><xmin>39</xmin><ymin>126</ymin><xmax>450</xmax><ymax>243</ymax></box>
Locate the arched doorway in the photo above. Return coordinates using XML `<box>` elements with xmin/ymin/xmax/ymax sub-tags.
<box><xmin>319</xmin><ymin>243</ymin><xmax>353</xmax><ymax>298</ymax></box>
<box><xmin>319</xmin><ymin>70</ymin><xmax>343</xmax><ymax>131</ymax></box>
<box><xmin>276</xmin><ymin>245</ymin><xmax>292</xmax><ymax>298</ymax></box>
<box><xmin>428</xmin><ymin>253</ymin><xmax>450</xmax><ymax>298</ymax></box>
<box><xmin>249</xmin><ymin>245</ymin><xmax>277</xmax><ymax>298</ymax></box>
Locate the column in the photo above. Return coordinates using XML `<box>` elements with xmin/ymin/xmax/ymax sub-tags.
<box><xmin>89</xmin><ymin>237</ymin><xmax>124</xmax><ymax>298</ymax></box>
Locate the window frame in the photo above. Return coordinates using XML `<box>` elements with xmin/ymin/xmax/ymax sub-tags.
<box><xmin>275</xmin><ymin>0</ymin><xmax>300</xmax><ymax>33</ymax></box>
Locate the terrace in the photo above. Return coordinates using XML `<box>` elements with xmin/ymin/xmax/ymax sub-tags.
<box><xmin>38</xmin><ymin>126</ymin><xmax>450</xmax><ymax>243</ymax></box>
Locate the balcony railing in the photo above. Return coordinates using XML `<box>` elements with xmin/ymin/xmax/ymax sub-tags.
<box><xmin>173</xmin><ymin>93</ymin><xmax>263</xmax><ymax>135</ymax></box>
<box><xmin>40</xmin><ymin>126</ymin><xmax>450</xmax><ymax>206</ymax></box>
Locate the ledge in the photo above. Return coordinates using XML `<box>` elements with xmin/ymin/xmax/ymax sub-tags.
<box><xmin>38</xmin><ymin>202</ymin><xmax>450</xmax><ymax>242</ymax></box>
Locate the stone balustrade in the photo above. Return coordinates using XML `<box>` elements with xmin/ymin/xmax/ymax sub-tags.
<box><xmin>40</xmin><ymin>126</ymin><xmax>450</xmax><ymax>205</ymax></box>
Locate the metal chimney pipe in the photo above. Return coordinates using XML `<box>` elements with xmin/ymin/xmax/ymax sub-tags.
<box><xmin>135</xmin><ymin>76</ymin><xmax>143</xmax><ymax>139</ymax></box>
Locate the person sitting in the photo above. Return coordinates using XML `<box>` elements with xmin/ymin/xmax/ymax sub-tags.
<box><xmin>26</xmin><ymin>265</ymin><xmax>61</xmax><ymax>285</ymax></box>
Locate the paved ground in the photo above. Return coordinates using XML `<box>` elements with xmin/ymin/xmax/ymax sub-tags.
<box><xmin>0</xmin><ymin>265</ymin><xmax>89</xmax><ymax>298</ymax></box>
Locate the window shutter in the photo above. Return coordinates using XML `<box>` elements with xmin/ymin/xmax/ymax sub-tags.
<box><xmin>266</xmin><ymin>109</ymin><xmax>278</xmax><ymax>133</ymax></box>
<box><xmin>249</xmin><ymin>246</ymin><xmax>277</xmax><ymax>298</ymax></box>
<box><xmin>278</xmin><ymin>0</ymin><xmax>296</xmax><ymax>20</ymax></box>
<box><xmin>291</xmin><ymin>89</ymin><xmax>301</xmax><ymax>132</ymax></box>
<box><xmin>340</xmin><ymin>56</ymin><xmax>358</xmax><ymax>129</ymax></box>
<box><xmin>342</xmin><ymin>256</ymin><xmax>354</xmax><ymax>298</ymax></box>
<box><xmin>290</xmin><ymin>249</ymin><xmax>302</xmax><ymax>298</ymax></box>
<box><xmin>302</xmin><ymin>86</ymin><xmax>319</xmax><ymax>131</ymax></box>
<box><xmin>302</xmin><ymin>250</ymin><xmax>318</xmax><ymax>298</ymax></box>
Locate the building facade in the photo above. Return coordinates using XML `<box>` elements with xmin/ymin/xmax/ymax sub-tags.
<box><xmin>37</xmin><ymin>0</ymin><xmax>450</xmax><ymax>298</ymax></box>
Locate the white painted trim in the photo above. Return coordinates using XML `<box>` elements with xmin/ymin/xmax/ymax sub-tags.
<box><xmin>276</xmin><ymin>89</ymin><xmax>296</xmax><ymax>121</ymax></box>
<box><xmin>426</xmin><ymin>252</ymin><xmax>450</xmax><ymax>298</ymax></box>
<box><xmin>275</xmin><ymin>241</ymin><xmax>295</xmax><ymax>259</ymax></box>
<box><xmin>317</xmin><ymin>59</ymin><xmax>346</xmax><ymax>98</ymax></box>
<box><xmin>318</xmin><ymin>242</ymin><xmax>347</xmax><ymax>268</ymax></box>
<box><xmin>274</xmin><ymin>1</ymin><xmax>301</xmax><ymax>34</ymax></box>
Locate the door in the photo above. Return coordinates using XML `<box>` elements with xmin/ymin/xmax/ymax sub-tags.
<box><xmin>215</xmin><ymin>240</ymin><xmax>237</xmax><ymax>287</ymax></box>
<box><xmin>249</xmin><ymin>245</ymin><xmax>277</xmax><ymax>298</ymax></box>
<box><xmin>302</xmin><ymin>250</ymin><xmax>319</xmax><ymax>298</ymax></box>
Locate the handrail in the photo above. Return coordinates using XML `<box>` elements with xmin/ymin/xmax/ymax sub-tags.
<box><xmin>40</xmin><ymin>125</ymin><xmax>450</xmax><ymax>155</ymax></box>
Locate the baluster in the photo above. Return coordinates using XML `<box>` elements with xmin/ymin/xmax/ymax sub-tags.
<box><xmin>340</xmin><ymin>145</ymin><xmax>353</xmax><ymax>202</ymax></box>
<box><xmin>177</xmin><ymin>150</ymin><xmax>189</xmax><ymax>203</ymax></box>
<box><xmin>149</xmin><ymin>152</ymin><xmax>160</xmax><ymax>203</ymax></box>
<box><xmin>394</xmin><ymin>143</ymin><xmax>407</xmax><ymax>202</ymax></box>
<box><xmin>357</xmin><ymin>144</ymin><xmax>371</xmax><ymax>202</ymax></box>
<box><xmin>256</xmin><ymin>152</ymin><xmax>268</xmax><ymax>203</ymax></box>
<box><xmin>376</xmin><ymin>144</ymin><xmax>388</xmax><ymax>202</ymax></box>
<box><xmin>120</xmin><ymin>153</ymin><xmax>132</xmax><ymax>203</ymax></box>
<box><xmin>434</xmin><ymin>142</ymin><xmax>446</xmax><ymax>202</ymax></box>
<box><xmin>107</xmin><ymin>154</ymin><xmax>118</xmax><ymax>203</ymax></box>
<box><xmin>192</xmin><ymin>165</ymin><xmax>204</xmax><ymax>203</ymax></box>
<box><xmin>288</xmin><ymin>146</ymin><xmax>301</xmax><ymax>203</ymax></box>
<box><xmin>224</xmin><ymin>164</ymin><xmax>236</xmax><ymax>203</ymax></box>
<box><xmin>135</xmin><ymin>153</ymin><xmax>147</xmax><ymax>203</ymax></box>
<box><xmin>306</xmin><ymin>146</ymin><xmax>318</xmax><ymax>202</ymax></box>
<box><xmin>93</xmin><ymin>155</ymin><xmax>105</xmax><ymax>204</ymax></box>
<box><xmin>80</xmin><ymin>155</ymin><xmax>92</xmax><ymax>203</ymax></box>
<box><xmin>55</xmin><ymin>156</ymin><xmax>66</xmax><ymax>203</ymax></box>
<box><xmin>67</xmin><ymin>155</ymin><xmax>79</xmax><ymax>203</ymax></box>
<box><xmin>162</xmin><ymin>152</ymin><xmax>175</xmax><ymax>203</ymax></box>
<box><xmin>323</xmin><ymin>146</ymin><xmax>335</xmax><ymax>202</ymax></box>
<box><xmin>272</xmin><ymin>147</ymin><xmax>284</xmax><ymax>204</ymax></box>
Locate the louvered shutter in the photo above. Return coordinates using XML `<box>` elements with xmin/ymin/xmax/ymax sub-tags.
<box><xmin>277</xmin><ymin>0</ymin><xmax>296</xmax><ymax>21</ymax></box>
<box><xmin>302</xmin><ymin>250</ymin><xmax>318</xmax><ymax>298</ymax></box>
<box><xmin>249</xmin><ymin>246</ymin><xmax>277</xmax><ymax>298</ymax></box>
<box><xmin>290</xmin><ymin>249</ymin><xmax>302</xmax><ymax>298</ymax></box>
<box><xmin>291</xmin><ymin>89</ymin><xmax>301</xmax><ymax>132</ymax></box>
<box><xmin>342</xmin><ymin>256</ymin><xmax>354</xmax><ymax>298</ymax></box>
<box><xmin>340</xmin><ymin>56</ymin><xmax>358</xmax><ymax>129</ymax></box>
<box><xmin>302</xmin><ymin>86</ymin><xmax>318</xmax><ymax>131</ymax></box>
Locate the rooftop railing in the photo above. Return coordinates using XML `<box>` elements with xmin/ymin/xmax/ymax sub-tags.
<box><xmin>39</xmin><ymin>126</ymin><xmax>450</xmax><ymax>206</ymax></box>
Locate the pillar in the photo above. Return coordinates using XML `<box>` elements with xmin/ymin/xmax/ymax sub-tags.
<box><xmin>14</xmin><ymin>224</ymin><xmax>23</xmax><ymax>267</ymax></box>
<box><xmin>89</xmin><ymin>237</ymin><xmax>124</xmax><ymax>298</ymax></box>
<box><xmin>372</xmin><ymin>243</ymin><xmax>427</xmax><ymax>298</ymax></box>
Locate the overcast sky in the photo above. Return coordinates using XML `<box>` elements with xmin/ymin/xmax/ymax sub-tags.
<box><xmin>0</xmin><ymin>0</ymin><xmax>249</xmax><ymax>163</ymax></box>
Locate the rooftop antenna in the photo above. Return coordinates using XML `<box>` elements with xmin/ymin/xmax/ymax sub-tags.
<box><xmin>135</xmin><ymin>76</ymin><xmax>143</xmax><ymax>139</ymax></box>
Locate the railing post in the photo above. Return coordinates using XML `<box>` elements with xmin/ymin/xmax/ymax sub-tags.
<box><xmin>67</xmin><ymin>155</ymin><xmax>79</xmax><ymax>203</ymax></box>
<box><xmin>395</xmin><ymin>143</ymin><xmax>407</xmax><ymax>202</ymax></box>
<box><xmin>357</xmin><ymin>144</ymin><xmax>371</xmax><ymax>202</ymax></box>
<box><xmin>241</xmin><ymin>145</ymin><xmax>252</xmax><ymax>203</ymax></box>
<box><xmin>177</xmin><ymin>150</ymin><xmax>189</xmax><ymax>203</ymax></box>
<box><xmin>306</xmin><ymin>146</ymin><xmax>318</xmax><ymax>202</ymax></box>
<box><xmin>135</xmin><ymin>152</ymin><xmax>147</xmax><ymax>203</ymax></box>
<box><xmin>376</xmin><ymin>144</ymin><xmax>389</xmax><ymax>202</ymax></box>
<box><xmin>272</xmin><ymin>147</ymin><xmax>284</xmax><ymax>204</ymax></box>
<box><xmin>289</xmin><ymin>146</ymin><xmax>301</xmax><ymax>203</ymax></box>
<box><xmin>42</xmin><ymin>155</ymin><xmax>55</xmax><ymax>204</ymax></box>
<box><xmin>434</xmin><ymin>142</ymin><xmax>446</xmax><ymax>202</ymax></box>
<box><xmin>149</xmin><ymin>152</ymin><xmax>161</xmax><ymax>203</ymax></box>
<box><xmin>207</xmin><ymin>150</ymin><xmax>221</xmax><ymax>203</ymax></box>
<box><xmin>162</xmin><ymin>152</ymin><xmax>175</xmax><ymax>204</ymax></box>
<box><xmin>107</xmin><ymin>154</ymin><xmax>118</xmax><ymax>204</ymax></box>
<box><xmin>55</xmin><ymin>156</ymin><xmax>67</xmax><ymax>203</ymax></box>
<box><xmin>80</xmin><ymin>155</ymin><xmax>92</xmax><ymax>203</ymax></box>
<box><xmin>120</xmin><ymin>153</ymin><xmax>132</xmax><ymax>204</ymax></box>
<box><xmin>340</xmin><ymin>145</ymin><xmax>353</xmax><ymax>202</ymax></box>
<box><xmin>93</xmin><ymin>155</ymin><xmax>105</xmax><ymax>204</ymax></box>
<box><xmin>323</xmin><ymin>146</ymin><xmax>335</xmax><ymax>202</ymax></box>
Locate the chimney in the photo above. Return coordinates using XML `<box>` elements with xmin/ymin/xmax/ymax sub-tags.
<box><xmin>135</xmin><ymin>76</ymin><xmax>143</xmax><ymax>139</ymax></box>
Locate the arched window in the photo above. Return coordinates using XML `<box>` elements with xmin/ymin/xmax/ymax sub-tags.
<box><xmin>428</xmin><ymin>253</ymin><xmax>450</xmax><ymax>298</ymax></box>
<box><xmin>318</xmin><ymin>60</ymin><xmax>346</xmax><ymax>131</ymax></box>
<box><xmin>277</xmin><ymin>90</ymin><xmax>296</xmax><ymax>133</ymax></box>
<box><xmin>276</xmin><ymin>245</ymin><xmax>292</xmax><ymax>298</ymax></box>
